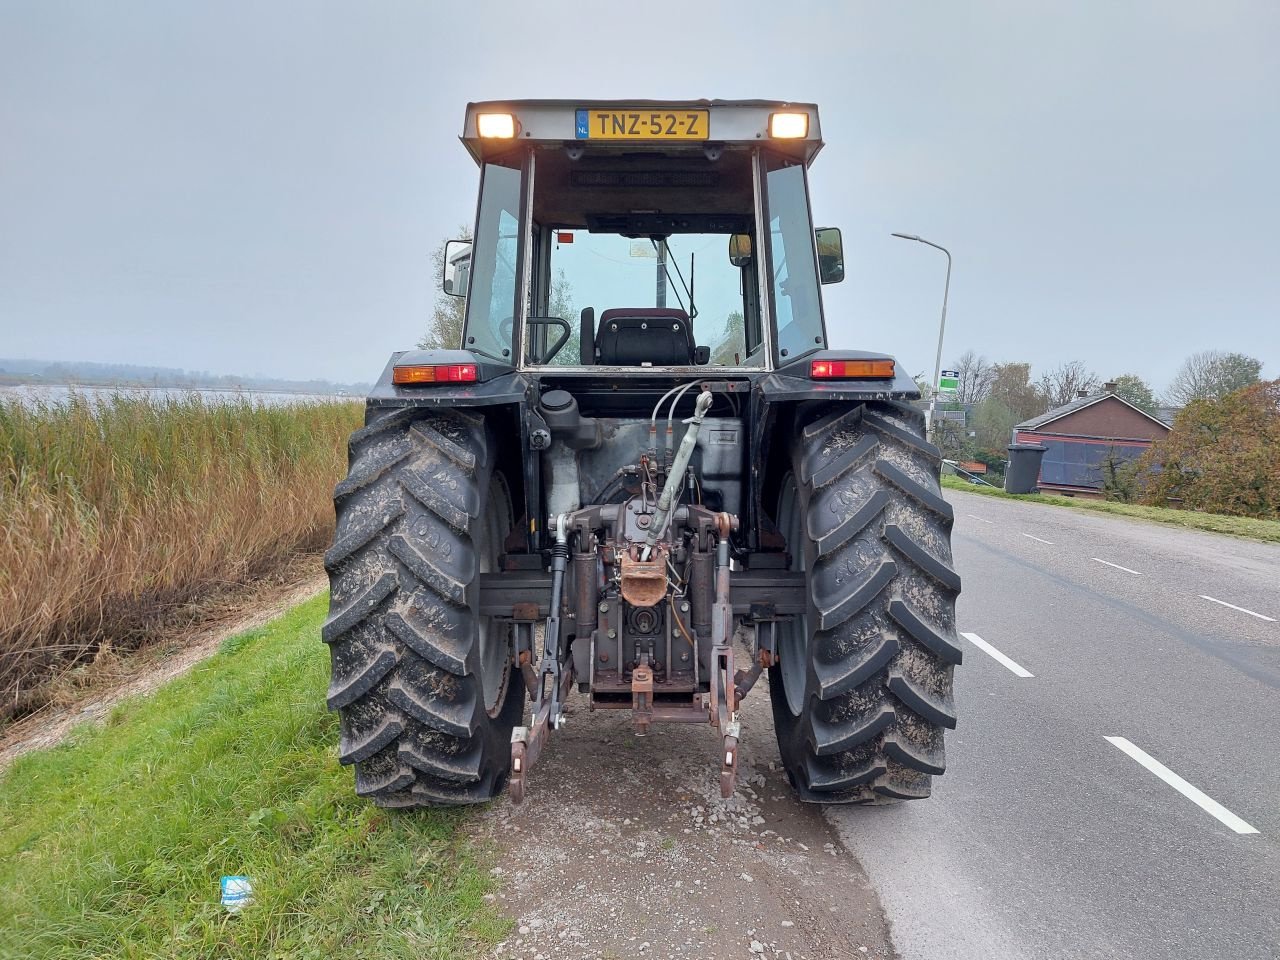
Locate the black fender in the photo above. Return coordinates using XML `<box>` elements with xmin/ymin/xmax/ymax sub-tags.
<box><xmin>361</xmin><ymin>350</ymin><xmax>537</xmax><ymax>550</ymax></box>
<box><xmin>366</xmin><ymin>349</ymin><xmax>526</xmax><ymax>408</ymax></box>
<box><xmin>770</xmin><ymin>350</ymin><xmax>921</xmax><ymax>401</ymax></box>
<box><xmin>750</xmin><ymin>350</ymin><xmax>922</xmax><ymax>556</ymax></box>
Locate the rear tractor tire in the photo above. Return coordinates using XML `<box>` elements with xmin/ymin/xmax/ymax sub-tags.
<box><xmin>323</xmin><ymin>407</ymin><xmax>524</xmax><ymax>808</ymax></box>
<box><xmin>770</xmin><ymin>400</ymin><xmax>962</xmax><ymax>803</ymax></box>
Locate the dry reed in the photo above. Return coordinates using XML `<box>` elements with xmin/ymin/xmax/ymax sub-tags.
<box><xmin>0</xmin><ymin>392</ymin><xmax>361</xmax><ymax>717</ymax></box>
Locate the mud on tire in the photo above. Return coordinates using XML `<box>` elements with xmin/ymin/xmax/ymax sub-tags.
<box><xmin>323</xmin><ymin>406</ymin><xmax>524</xmax><ymax>807</ymax></box>
<box><xmin>769</xmin><ymin>400</ymin><xmax>962</xmax><ymax>803</ymax></box>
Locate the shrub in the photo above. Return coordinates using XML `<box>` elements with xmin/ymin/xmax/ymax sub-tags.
<box><xmin>1137</xmin><ymin>380</ymin><xmax>1280</xmax><ymax>519</ymax></box>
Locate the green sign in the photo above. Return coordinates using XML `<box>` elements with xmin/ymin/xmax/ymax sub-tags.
<box><xmin>938</xmin><ymin>370</ymin><xmax>960</xmax><ymax>392</ymax></box>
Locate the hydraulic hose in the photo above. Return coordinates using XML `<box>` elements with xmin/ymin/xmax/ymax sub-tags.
<box><xmin>641</xmin><ymin>389</ymin><xmax>714</xmax><ymax>560</ymax></box>
<box><xmin>649</xmin><ymin>379</ymin><xmax>700</xmax><ymax>473</ymax></box>
<box><xmin>541</xmin><ymin>514</ymin><xmax>570</xmax><ymax>726</ymax></box>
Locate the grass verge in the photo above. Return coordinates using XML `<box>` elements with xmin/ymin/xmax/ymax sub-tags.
<box><xmin>0</xmin><ymin>593</ymin><xmax>503</xmax><ymax>960</ymax></box>
<box><xmin>941</xmin><ymin>475</ymin><xmax>1280</xmax><ymax>543</ymax></box>
<box><xmin>0</xmin><ymin>392</ymin><xmax>363</xmax><ymax>717</ymax></box>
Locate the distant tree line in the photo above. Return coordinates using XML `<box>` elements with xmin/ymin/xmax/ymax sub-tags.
<box><xmin>0</xmin><ymin>358</ymin><xmax>371</xmax><ymax>395</ymax></box>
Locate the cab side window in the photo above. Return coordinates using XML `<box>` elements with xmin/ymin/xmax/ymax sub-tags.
<box><xmin>764</xmin><ymin>161</ymin><xmax>826</xmax><ymax>361</ymax></box>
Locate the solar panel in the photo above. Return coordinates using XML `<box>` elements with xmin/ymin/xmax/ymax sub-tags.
<box><xmin>1038</xmin><ymin>440</ymin><xmax>1146</xmax><ymax>489</ymax></box>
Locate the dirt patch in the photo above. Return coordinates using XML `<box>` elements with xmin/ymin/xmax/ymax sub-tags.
<box><xmin>0</xmin><ymin>553</ymin><xmax>327</xmax><ymax>769</ymax></box>
<box><xmin>474</xmin><ymin>675</ymin><xmax>897</xmax><ymax>960</ymax></box>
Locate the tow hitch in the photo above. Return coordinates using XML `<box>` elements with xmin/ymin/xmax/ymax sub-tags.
<box><xmin>510</xmin><ymin>503</ymin><xmax>749</xmax><ymax>803</ymax></box>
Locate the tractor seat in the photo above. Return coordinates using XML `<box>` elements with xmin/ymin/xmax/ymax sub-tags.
<box><xmin>595</xmin><ymin>308</ymin><xmax>695</xmax><ymax>366</ymax></box>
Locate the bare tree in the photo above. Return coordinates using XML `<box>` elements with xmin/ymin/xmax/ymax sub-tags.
<box><xmin>710</xmin><ymin>311</ymin><xmax>745</xmax><ymax>365</ymax></box>
<box><xmin>932</xmin><ymin>415</ymin><xmax>969</xmax><ymax>461</ymax></box>
<box><xmin>1166</xmin><ymin>350</ymin><xmax>1263</xmax><ymax>405</ymax></box>
<box><xmin>952</xmin><ymin>350</ymin><xmax>996</xmax><ymax>404</ymax></box>
<box><xmin>988</xmin><ymin>362</ymin><xmax>1045</xmax><ymax>422</ymax></box>
<box><xmin>1037</xmin><ymin>361</ymin><xmax>1100</xmax><ymax>408</ymax></box>
<box><xmin>418</xmin><ymin>226</ymin><xmax>472</xmax><ymax>350</ymax></box>
<box><xmin>544</xmin><ymin>268</ymin><xmax>581</xmax><ymax>364</ymax></box>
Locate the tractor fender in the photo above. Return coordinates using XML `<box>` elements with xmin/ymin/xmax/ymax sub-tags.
<box><xmin>766</xmin><ymin>350</ymin><xmax>922</xmax><ymax>403</ymax></box>
<box><xmin>366</xmin><ymin>350</ymin><xmax>528</xmax><ymax>408</ymax></box>
<box><xmin>749</xmin><ymin>351</ymin><xmax>922</xmax><ymax>555</ymax></box>
<box><xmin>361</xmin><ymin>350</ymin><xmax>537</xmax><ymax>549</ymax></box>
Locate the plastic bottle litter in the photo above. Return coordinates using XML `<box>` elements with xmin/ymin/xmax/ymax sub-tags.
<box><xmin>220</xmin><ymin>875</ymin><xmax>253</xmax><ymax>913</ymax></box>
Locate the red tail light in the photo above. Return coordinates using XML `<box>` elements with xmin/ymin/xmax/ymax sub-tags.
<box><xmin>392</xmin><ymin>363</ymin><xmax>479</xmax><ymax>385</ymax></box>
<box><xmin>810</xmin><ymin>359</ymin><xmax>896</xmax><ymax>379</ymax></box>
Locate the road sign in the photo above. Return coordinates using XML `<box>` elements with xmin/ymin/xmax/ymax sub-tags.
<box><xmin>938</xmin><ymin>370</ymin><xmax>960</xmax><ymax>392</ymax></box>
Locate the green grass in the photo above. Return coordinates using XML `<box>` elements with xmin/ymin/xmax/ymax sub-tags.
<box><xmin>941</xmin><ymin>475</ymin><xmax>1280</xmax><ymax>543</ymax></box>
<box><xmin>0</xmin><ymin>594</ymin><xmax>503</xmax><ymax>960</ymax></box>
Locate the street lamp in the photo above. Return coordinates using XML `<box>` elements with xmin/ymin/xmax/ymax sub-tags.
<box><xmin>891</xmin><ymin>232</ymin><xmax>952</xmax><ymax>444</ymax></box>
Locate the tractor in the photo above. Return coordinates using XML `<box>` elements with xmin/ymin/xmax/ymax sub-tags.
<box><xmin>323</xmin><ymin>100</ymin><xmax>961</xmax><ymax>808</ymax></box>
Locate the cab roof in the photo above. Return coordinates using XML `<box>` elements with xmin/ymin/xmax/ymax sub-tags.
<box><xmin>461</xmin><ymin>99</ymin><xmax>823</xmax><ymax>166</ymax></box>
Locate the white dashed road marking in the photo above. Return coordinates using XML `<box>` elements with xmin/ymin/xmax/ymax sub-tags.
<box><xmin>1104</xmin><ymin>736</ymin><xmax>1260</xmax><ymax>835</ymax></box>
<box><xmin>1198</xmin><ymin>595</ymin><xmax>1276</xmax><ymax>622</ymax></box>
<box><xmin>1021</xmin><ymin>533</ymin><xmax>1054</xmax><ymax>544</ymax></box>
<box><xmin>1092</xmin><ymin>558</ymin><xmax>1142</xmax><ymax>576</ymax></box>
<box><xmin>960</xmin><ymin>632</ymin><xmax>1034</xmax><ymax>678</ymax></box>
<box><xmin>967</xmin><ymin>514</ymin><xmax>993</xmax><ymax>524</ymax></box>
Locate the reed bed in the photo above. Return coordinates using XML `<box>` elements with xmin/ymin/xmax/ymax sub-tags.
<box><xmin>0</xmin><ymin>392</ymin><xmax>361</xmax><ymax>717</ymax></box>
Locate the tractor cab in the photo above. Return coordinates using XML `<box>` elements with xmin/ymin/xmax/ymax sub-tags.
<box><xmin>441</xmin><ymin>100</ymin><xmax>845</xmax><ymax>373</ymax></box>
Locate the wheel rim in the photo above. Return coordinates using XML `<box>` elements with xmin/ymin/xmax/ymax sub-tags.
<box><xmin>776</xmin><ymin>475</ymin><xmax>810</xmax><ymax>717</ymax></box>
<box><xmin>476</xmin><ymin>477</ymin><xmax>512</xmax><ymax>716</ymax></box>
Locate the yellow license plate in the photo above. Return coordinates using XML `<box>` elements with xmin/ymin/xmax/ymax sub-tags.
<box><xmin>576</xmin><ymin>108</ymin><xmax>709</xmax><ymax>140</ymax></box>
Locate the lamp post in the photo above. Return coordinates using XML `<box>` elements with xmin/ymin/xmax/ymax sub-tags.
<box><xmin>891</xmin><ymin>232</ymin><xmax>951</xmax><ymax>444</ymax></box>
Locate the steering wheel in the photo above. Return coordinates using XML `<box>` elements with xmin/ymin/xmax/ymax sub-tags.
<box><xmin>499</xmin><ymin>316</ymin><xmax>514</xmax><ymax>345</ymax></box>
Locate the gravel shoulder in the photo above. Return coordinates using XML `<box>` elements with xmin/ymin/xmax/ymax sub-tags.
<box><xmin>474</xmin><ymin>674</ymin><xmax>897</xmax><ymax>960</ymax></box>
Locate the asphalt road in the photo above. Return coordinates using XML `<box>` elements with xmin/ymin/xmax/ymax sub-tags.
<box><xmin>828</xmin><ymin>489</ymin><xmax>1280</xmax><ymax>960</ymax></box>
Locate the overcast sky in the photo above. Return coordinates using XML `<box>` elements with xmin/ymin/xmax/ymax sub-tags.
<box><xmin>2</xmin><ymin>1</ymin><xmax>1276</xmax><ymax>392</ymax></box>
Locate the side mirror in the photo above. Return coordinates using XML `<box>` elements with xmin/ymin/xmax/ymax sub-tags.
<box><xmin>815</xmin><ymin>227</ymin><xmax>844</xmax><ymax>284</ymax></box>
<box><xmin>443</xmin><ymin>239</ymin><xmax>472</xmax><ymax>298</ymax></box>
<box><xmin>728</xmin><ymin>233</ymin><xmax>753</xmax><ymax>267</ymax></box>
